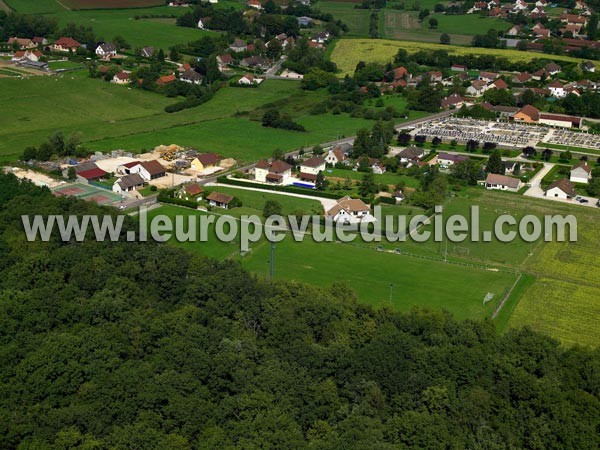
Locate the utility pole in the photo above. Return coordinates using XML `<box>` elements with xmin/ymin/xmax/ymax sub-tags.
<box><xmin>269</xmin><ymin>240</ymin><xmax>275</xmax><ymax>282</ymax></box>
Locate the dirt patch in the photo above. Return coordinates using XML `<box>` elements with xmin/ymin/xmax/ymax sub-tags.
<box><xmin>0</xmin><ymin>0</ymin><xmax>11</xmax><ymax>12</ymax></box>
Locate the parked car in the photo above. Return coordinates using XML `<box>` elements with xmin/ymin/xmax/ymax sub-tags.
<box><xmin>579</xmin><ymin>198</ymin><xmax>589</xmax><ymax>204</ymax></box>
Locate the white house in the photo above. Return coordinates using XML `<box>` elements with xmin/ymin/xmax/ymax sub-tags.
<box><xmin>548</xmin><ymin>80</ymin><xmax>566</xmax><ymax>98</ymax></box>
<box><xmin>545</xmin><ymin>178</ymin><xmax>576</xmax><ymax>199</ymax></box>
<box><xmin>398</xmin><ymin>146</ymin><xmax>425</xmax><ymax>164</ymax></box>
<box><xmin>128</xmin><ymin>160</ymin><xmax>166</xmax><ymax>181</ymax></box>
<box><xmin>437</xmin><ymin>153</ymin><xmax>468</xmax><ymax>168</ymax></box>
<box><xmin>466</xmin><ymin>80</ymin><xmax>488</xmax><ymax>97</ymax></box>
<box><xmin>570</xmin><ymin>162</ymin><xmax>592</xmax><ymax>184</ymax></box>
<box><xmin>238</xmin><ymin>73</ymin><xmax>262</xmax><ymax>85</ymax></box>
<box><xmin>325</xmin><ymin>147</ymin><xmax>348</xmax><ymax>165</ymax></box>
<box><xmin>112</xmin><ymin>173</ymin><xmax>144</xmax><ymax>193</ymax></box>
<box><xmin>95</xmin><ymin>43</ymin><xmax>117</xmax><ymax>58</ymax></box>
<box><xmin>112</xmin><ymin>71</ymin><xmax>130</xmax><ymax>85</ymax></box>
<box><xmin>484</xmin><ymin>173</ymin><xmax>522</xmax><ymax>192</ymax></box>
<box><xmin>254</xmin><ymin>160</ymin><xmax>292</xmax><ymax>184</ymax></box>
<box><xmin>300</xmin><ymin>157</ymin><xmax>326</xmax><ymax>175</ymax></box>
<box><xmin>180</xmin><ymin>69</ymin><xmax>203</xmax><ymax>85</ymax></box>
<box><xmin>327</xmin><ymin>196</ymin><xmax>374</xmax><ymax>224</ymax></box>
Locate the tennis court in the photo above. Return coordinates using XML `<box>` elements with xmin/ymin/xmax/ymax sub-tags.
<box><xmin>52</xmin><ymin>183</ymin><xmax>122</xmax><ymax>206</ymax></box>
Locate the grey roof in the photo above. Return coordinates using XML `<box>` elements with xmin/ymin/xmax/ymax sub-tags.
<box><xmin>117</xmin><ymin>173</ymin><xmax>144</xmax><ymax>189</ymax></box>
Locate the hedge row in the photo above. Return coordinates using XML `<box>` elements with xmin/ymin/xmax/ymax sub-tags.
<box><xmin>157</xmin><ymin>194</ymin><xmax>198</xmax><ymax>209</ymax></box>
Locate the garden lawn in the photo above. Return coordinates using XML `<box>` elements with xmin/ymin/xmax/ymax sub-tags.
<box><xmin>325</xmin><ymin>168</ymin><xmax>421</xmax><ymax>188</ymax></box>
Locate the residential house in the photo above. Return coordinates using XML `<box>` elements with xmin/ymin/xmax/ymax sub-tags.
<box><xmin>112</xmin><ymin>71</ymin><xmax>130</xmax><ymax>85</ymax></box>
<box><xmin>545</xmin><ymin>178</ymin><xmax>576</xmax><ymax>199</ymax></box>
<box><xmin>95</xmin><ymin>43</ymin><xmax>117</xmax><ymax>59</ymax></box>
<box><xmin>240</xmin><ymin>56</ymin><xmax>269</xmax><ymax>70</ymax></box>
<box><xmin>129</xmin><ymin>160</ymin><xmax>166</xmax><ymax>181</ymax></box>
<box><xmin>207</xmin><ymin>192</ymin><xmax>234</xmax><ymax>209</ymax></box>
<box><xmin>545</xmin><ymin>62</ymin><xmax>562</xmax><ymax>75</ymax></box>
<box><xmin>437</xmin><ymin>153</ymin><xmax>468</xmax><ymax>167</ymax></box>
<box><xmin>254</xmin><ymin>160</ymin><xmax>292</xmax><ymax>184</ymax></box>
<box><xmin>512</xmin><ymin>72</ymin><xmax>532</xmax><ymax>84</ymax></box>
<box><xmin>299</xmin><ymin>157</ymin><xmax>326</xmax><ymax>182</ymax></box>
<box><xmin>230</xmin><ymin>39</ymin><xmax>248</xmax><ymax>53</ymax></box>
<box><xmin>484</xmin><ymin>173</ymin><xmax>522</xmax><ymax>192</ymax></box>
<box><xmin>398</xmin><ymin>146</ymin><xmax>425</xmax><ymax>165</ymax></box>
<box><xmin>156</xmin><ymin>74</ymin><xmax>176</xmax><ymax>86</ymax></box>
<box><xmin>238</xmin><ymin>73</ymin><xmax>262</xmax><ymax>85</ymax></box>
<box><xmin>76</xmin><ymin>167</ymin><xmax>108</xmax><ymax>183</ymax></box>
<box><xmin>440</xmin><ymin>93</ymin><xmax>465</xmax><ymax>109</ymax></box>
<box><xmin>507</xmin><ymin>25</ymin><xmax>522</xmax><ymax>36</ymax></box>
<box><xmin>7</xmin><ymin>37</ymin><xmax>36</xmax><ymax>50</ymax></box>
<box><xmin>325</xmin><ymin>147</ymin><xmax>347</xmax><ymax>165</ymax></box>
<box><xmin>393</xmin><ymin>190</ymin><xmax>405</xmax><ymax>203</ymax></box>
<box><xmin>451</xmin><ymin>64</ymin><xmax>467</xmax><ymax>72</ymax></box>
<box><xmin>32</xmin><ymin>37</ymin><xmax>48</xmax><ymax>46</ymax></box>
<box><xmin>52</xmin><ymin>37</ymin><xmax>81</xmax><ymax>53</ymax></box>
<box><xmin>197</xmin><ymin>17</ymin><xmax>210</xmax><ymax>30</ymax></box>
<box><xmin>514</xmin><ymin>104</ymin><xmax>540</xmax><ymax>122</ymax></box>
<box><xmin>311</xmin><ymin>31</ymin><xmax>330</xmax><ymax>45</ymax></box>
<box><xmin>180</xmin><ymin>69</ymin><xmax>203</xmax><ymax>85</ymax></box>
<box><xmin>191</xmin><ymin>153</ymin><xmax>220</xmax><ymax>171</ymax></box>
<box><xmin>217</xmin><ymin>54</ymin><xmax>233</xmax><ymax>71</ymax></box>
<box><xmin>247</xmin><ymin>0</ymin><xmax>262</xmax><ymax>9</ymax></box>
<box><xmin>490</xmin><ymin>78</ymin><xmax>508</xmax><ymax>90</ymax></box>
<box><xmin>371</xmin><ymin>160</ymin><xmax>386</xmax><ymax>174</ymax></box>
<box><xmin>570</xmin><ymin>162</ymin><xmax>592</xmax><ymax>184</ymax></box>
<box><xmin>116</xmin><ymin>161</ymin><xmax>141</xmax><ymax>175</ymax></box>
<box><xmin>297</xmin><ymin>16</ymin><xmax>313</xmax><ymax>26</ymax></box>
<box><xmin>479</xmin><ymin>71</ymin><xmax>499</xmax><ymax>82</ymax></box>
<box><xmin>582</xmin><ymin>61</ymin><xmax>595</xmax><ymax>72</ymax></box>
<box><xmin>467</xmin><ymin>79</ymin><xmax>488</xmax><ymax>97</ymax></box>
<box><xmin>178</xmin><ymin>183</ymin><xmax>203</xmax><ymax>202</ymax></box>
<box><xmin>428</xmin><ymin>71</ymin><xmax>443</xmax><ymax>83</ymax></box>
<box><xmin>327</xmin><ymin>196</ymin><xmax>373</xmax><ymax>224</ymax></box>
<box><xmin>112</xmin><ymin>173</ymin><xmax>144</xmax><ymax>193</ymax></box>
<box><xmin>548</xmin><ymin>80</ymin><xmax>566</xmax><ymax>98</ymax></box>
<box><xmin>178</xmin><ymin>63</ymin><xmax>192</xmax><ymax>73</ymax></box>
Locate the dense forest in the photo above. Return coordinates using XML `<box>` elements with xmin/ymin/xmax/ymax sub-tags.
<box><xmin>0</xmin><ymin>173</ymin><xmax>599</xmax><ymax>449</ymax></box>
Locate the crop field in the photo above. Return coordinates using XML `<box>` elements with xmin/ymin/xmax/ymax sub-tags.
<box><xmin>317</xmin><ymin>1</ymin><xmax>372</xmax><ymax>37</ymax></box>
<box><xmin>330</xmin><ymin>38</ymin><xmax>595</xmax><ymax>75</ymax></box>
<box><xmin>61</xmin><ymin>0</ymin><xmax>165</xmax><ymax>9</ymax></box>
<box><xmin>3</xmin><ymin>0</ymin><xmax>66</xmax><ymax>13</ymax></box>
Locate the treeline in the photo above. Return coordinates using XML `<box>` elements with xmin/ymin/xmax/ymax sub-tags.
<box><xmin>262</xmin><ymin>109</ymin><xmax>306</xmax><ymax>131</ymax></box>
<box><xmin>0</xmin><ymin>173</ymin><xmax>599</xmax><ymax>448</ymax></box>
<box><xmin>0</xmin><ymin>12</ymin><xmax>57</xmax><ymax>42</ymax></box>
<box><xmin>21</xmin><ymin>131</ymin><xmax>88</xmax><ymax>161</ymax></box>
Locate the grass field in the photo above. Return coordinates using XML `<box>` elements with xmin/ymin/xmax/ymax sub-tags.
<box><xmin>61</xmin><ymin>0</ymin><xmax>164</xmax><ymax>9</ymax></box>
<box><xmin>241</xmin><ymin>237</ymin><xmax>518</xmax><ymax>320</ymax></box>
<box><xmin>317</xmin><ymin>1</ymin><xmax>372</xmax><ymax>37</ymax></box>
<box><xmin>330</xmin><ymin>38</ymin><xmax>595</xmax><ymax>75</ymax></box>
<box><xmin>3</xmin><ymin>0</ymin><xmax>65</xmax><ymax>13</ymax></box>
<box><xmin>0</xmin><ymin>74</ymin><xmax>426</xmax><ymax>162</ymax></box>
<box><xmin>325</xmin><ymin>168</ymin><xmax>421</xmax><ymax>188</ymax></box>
<box><xmin>205</xmin><ymin>186</ymin><xmax>324</xmax><ymax>216</ymax></box>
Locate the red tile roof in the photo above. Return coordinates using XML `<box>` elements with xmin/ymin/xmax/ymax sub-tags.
<box><xmin>77</xmin><ymin>168</ymin><xmax>107</xmax><ymax>180</ymax></box>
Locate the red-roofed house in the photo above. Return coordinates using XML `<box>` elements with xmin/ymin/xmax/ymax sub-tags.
<box><xmin>156</xmin><ymin>74</ymin><xmax>176</xmax><ymax>86</ymax></box>
<box><xmin>52</xmin><ymin>37</ymin><xmax>81</xmax><ymax>52</ymax></box>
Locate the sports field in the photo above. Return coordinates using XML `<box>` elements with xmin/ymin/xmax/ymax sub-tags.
<box><xmin>53</xmin><ymin>182</ymin><xmax>122</xmax><ymax>205</ymax></box>
<box><xmin>330</xmin><ymin>38</ymin><xmax>596</xmax><ymax>75</ymax></box>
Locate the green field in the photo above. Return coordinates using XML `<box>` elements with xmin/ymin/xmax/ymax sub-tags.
<box><xmin>242</xmin><ymin>237</ymin><xmax>518</xmax><ymax>320</ymax></box>
<box><xmin>0</xmin><ymin>74</ymin><xmax>427</xmax><ymax>162</ymax></box>
<box><xmin>4</xmin><ymin>2</ymin><xmax>208</xmax><ymax>50</ymax></box>
<box><xmin>317</xmin><ymin>1</ymin><xmax>372</xmax><ymax>37</ymax></box>
<box><xmin>330</xmin><ymin>38</ymin><xmax>596</xmax><ymax>75</ymax></box>
<box><xmin>205</xmin><ymin>185</ymin><xmax>324</xmax><ymax>216</ymax></box>
<box><xmin>325</xmin><ymin>168</ymin><xmax>421</xmax><ymax>188</ymax></box>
